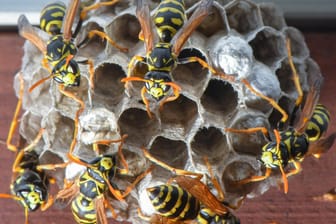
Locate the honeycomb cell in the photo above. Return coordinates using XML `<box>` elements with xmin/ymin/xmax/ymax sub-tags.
<box><xmin>225</xmin><ymin>0</ymin><xmax>262</xmax><ymax>36</ymax></box>
<box><xmin>42</xmin><ymin>109</ymin><xmax>75</xmax><ymax>159</ymax></box>
<box><xmin>227</xmin><ymin>111</ymin><xmax>269</xmax><ymax>156</ymax></box>
<box><xmin>222</xmin><ymin>160</ymin><xmax>260</xmax><ymax>195</ymax></box>
<box><xmin>244</xmin><ymin>62</ymin><xmax>281</xmax><ymax>113</ymax></box>
<box><xmin>19</xmin><ymin>111</ymin><xmax>43</xmax><ymax>146</ymax></box>
<box><xmin>195</xmin><ymin>2</ymin><xmax>228</xmax><ymax>37</ymax></box>
<box><xmin>249</xmin><ymin>27</ymin><xmax>286</xmax><ymax>68</ymax></box>
<box><xmin>21</xmin><ymin>68</ymin><xmax>53</xmax><ymax>116</ymax></box>
<box><xmin>305</xmin><ymin>57</ymin><xmax>323</xmax><ymax>90</ymax></box>
<box><xmin>105</xmin><ymin>13</ymin><xmax>141</xmax><ymax>53</ymax></box>
<box><xmin>148</xmin><ymin>136</ymin><xmax>188</xmax><ymax>176</ymax></box>
<box><xmin>208</xmin><ymin>34</ymin><xmax>253</xmax><ymax>78</ymax></box>
<box><xmin>92</xmin><ymin>62</ymin><xmax>126</xmax><ymax>106</ymax></box>
<box><xmin>284</xmin><ymin>27</ymin><xmax>310</xmax><ymax>60</ymax></box>
<box><xmin>200</xmin><ymin>79</ymin><xmax>238</xmax><ymax>121</ymax></box>
<box><xmin>259</xmin><ymin>3</ymin><xmax>286</xmax><ymax>30</ymax></box>
<box><xmin>173</xmin><ymin>48</ymin><xmax>210</xmax><ymax>97</ymax></box>
<box><xmin>39</xmin><ymin>150</ymin><xmax>66</xmax><ymax>186</ymax></box>
<box><xmin>118</xmin><ymin>108</ymin><xmax>159</xmax><ymax>147</ymax></box>
<box><xmin>160</xmin><ymin>94</ymin><xmax>198</xmax><ymax>138</ymax></box>
<box><xmin>77</xmin><ymin>22</ymin><xmax>106</xmax><ymax>58</ymax></box>
<box><xmin>190</xmin><ymin>126</ymin><xmax>229</xmax><ymax>164</ymax></box>
<box><xmin>276</xmin><ymin>59</ymin><xmax>307</xmax><ymax>98</ymax></box>
<box><xmin>79</xmin><ymin>107</ymin><xmax>120</xmax><ymax>146</ymax></box>
<box><xmin>268</xmin><ymin>95</ymin><xmax>296</xmax><ymax>128</ymax></box>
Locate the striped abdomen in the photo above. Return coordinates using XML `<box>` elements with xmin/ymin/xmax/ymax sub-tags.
<box><xmin>71</xmin><ymin>196</ymin><xmax>96</xmax><ymax>224</ymax></box>
<box><xmin>147</xmin><ymin>184</ymin><xmax>200</xmax><ymax>221</ymax></box>
<box><xmin>40</xmin><ymin>2</ymin><xmax>66</xmax><ymax>35</ymax></box>
<box><xmin>305</xmin><ymin>104</ymin><xmax>330</xmax><ymax>142</ymax></box>
<box><xmin>197</xmin><ymin>207</ymin><xmax>240</xmax><ymax>224</ymax></box>
<box><xmin>154</xmin><ymin>0</ymin><xmax>186</xmax><ymax>42</ymax></box>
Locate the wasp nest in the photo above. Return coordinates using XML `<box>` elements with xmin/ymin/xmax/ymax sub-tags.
<box><xmin>16</xmin><ymin>0</ymin><xmax>323</xmax><ymax>223</ymax></box>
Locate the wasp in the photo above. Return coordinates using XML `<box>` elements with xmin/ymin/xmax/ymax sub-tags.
<box><xmin>0</xmin><ymin>74</ymin><xmax>68</xmax><ymax>224</ymax></box>
<box><xmin>140</xmin><ymin>148</ymin><xmax>240</xmax><ymax>224</ymax></box>
<box><xmin>56</xmin><ymin>140</ymin><xmax>153</xmax><ymax>224</ymax></box>
<box><xmin>19</xmin><ymin>0</ymin><xmax>127</xmax><ymax>91</ymax></box>
<box><xmin>226</xmin><ymin>39</ymin><xmax>336</xmax><ymax>193</ymax></box>
<box><xmin>121</xmin><ymin>0</ymin><xmax>216</xmax><ymax>118</ymax></box>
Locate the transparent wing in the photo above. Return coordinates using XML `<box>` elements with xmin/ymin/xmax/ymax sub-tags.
<box><xmin>62</xmin><ymin>0</ymin><xmax>80</xmax><ymax>41</ymax></box>
<box><xmin>18</xmin><ymin>14</ymin><xmax>47</xmax><ymax>53</ymax></box>
<box><xmin>171</xmin><ymin>0</ymin><xmax>213</xmax><ymax>55</ymax></box>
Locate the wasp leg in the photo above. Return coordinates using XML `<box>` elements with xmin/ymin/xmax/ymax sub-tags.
<box><xmin>237</xmin><ymin>167</ymin><xmax>272</xmax><ymax>185</ymax></box>
<box><xmin>286</xmin><ymin>38</ymin><xmax>303</xmax><ymax>116</ymax></box>
<box><xmin>125</xmin><ymin>55</ymin><xmax>147</xmax><ymax>89</ymax></box>
<box><xmin>40</xmin><ymin>195</ymin><xmax>54</xmax><ymax>211</ymax></box>
<box><xmin>241</xmin><ymin>78</ymin><xmax>288</xmax><ymax>127</ymax></box>
<box><xmin>158</xmin><ymin>81</ymin><xmax>181</xmax><ymax>111</ymax></box>
<box><xmin>36</xmin><ymin>162</ymin><xmax>69</xmax><ymax>171</ymax></box>
<box><xmin>140</xmin><ymin>86</ymin><xmax>153</xmax><ymax>118</ymax></box>
<box><xmin>58</xmin><ymin>85</ymin><xmax>85</xmax><ymax>156</ymax></box>
<box><xmin>12</xmin><ymin>129</ymin><xmax>44</xmax><ymax>173</ymax></box>
<box><xmin>204</xmin><ymin>156</ymin><xmax>225</xmax><ymax>201</ymax></box>
<box><xmin>0</xmin><ymin>193</ymin><xmax>29</xmax><ymax>224</ymax></box>
<box><xmin>7</xmin><ymin>73</ymin><xmax>24</xmax><ymax>152</ymax></box>
<box><xmin>78</xmin><ymin>30</ymin><xmax>128</xmax><ymax>53</ymax></box>
<box><xmin>121</xmin><ymin>165</ymin><xmax>154</xmax><ymax>198</ymax></box>
<box><xmin>225</xmin><ymin>127</ymin><xmax>270</xmax><ymax>140</ymax></box>
<box><xmin>142</xmin><ymin>147</ymin><xmax>203</xmax><ymax>179</ymax></box>
<box><xmin>179</xmin><ymin>56</ymin><xmax>236</xmax><ymax>83</ymax></box>
<box><xmin>76</xmin><ymin>58</ymin><xmax>95</xmax><ymax>90</ymax></box>
<box><xmin>104</xmin><ymin>197</ymin><xmax>117</xmax><ymax>219</ymax></box>
<box><xmin>80</xmin><ymin>0</ymin><xmax>120</xmax><ymax>21</ymax></box>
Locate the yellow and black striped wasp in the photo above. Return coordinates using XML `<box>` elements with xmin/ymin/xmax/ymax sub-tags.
<box><xmin>121</xmin><ymin>0</ymin><xmax>215</xmax><ymax>118</ymax></box>
<box><xmin>56</xmin><ymin>139</ymin><xmax>153</xmax><ymax>224</ymax></box>
<box><xmin>140</xmin><ymin>148</ymin><xmax>241</xmax><ymax>224</ymax></box>
<box><xmin>19</xmin><ymin>0</ymin><xmax>127</xmax><ymax>92</ymax></box>
<box><xmin>0</xmin><ymin>74</ymin><xmax>68</xmax><ymax>224</ymax></box>
<box><xmin>226</xmin><ymin>39</ymin><xmax>336</xmax><ymax>193</ymax></box>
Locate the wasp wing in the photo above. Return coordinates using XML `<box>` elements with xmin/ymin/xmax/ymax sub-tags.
<box><xmin>18</xmin><ymin>15</ymin><xmax>47</xmax><ymax>53</ymax></box>
<box><xmin>136</xmin><ymin>0</ymin><xmax>158</xmax><ymax>52</ymax></box>
<box><xmin>307</xmin><ymin>132</ymin><xmax>336</xmax><ymax>157</ymax></box>
<box><xmin>95</xmin><ymin>196</ymin><xmax>109</xmax><ymax>224</ymax></box>
<box><xmin>171</xmin><ymin>0</ymin><xmax>213</xmax><ymax>55</ymax></box>
<box><xmin>294</xmin><ymin>76</ymin><xmax>323</xmax><ymax>134</ymax></box>
<box><xmin>55</xmin><ymin>181</ymin><xmax>79</xmax><ymax>209</ymax></box>
<box><xmin>173</xmin><ymin>175</ymin><xmax>228</xmax><ymax>216</ymax></box>
<box><xmin>62</xmin><ymin>0</ymin><xmax>80</xmax><ymax>41</ymax></box>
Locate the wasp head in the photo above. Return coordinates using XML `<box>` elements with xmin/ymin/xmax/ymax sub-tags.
<box><xmin>144</xmin><ymin>71</ymin><xmax>172</xmax><ymax>101</ymax></box>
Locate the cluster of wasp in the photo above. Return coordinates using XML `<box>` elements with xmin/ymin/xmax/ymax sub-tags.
<box><xmin>3</xmin><ymin>0</ymin><xmax>336</xmax><ymax>223</ymax></box>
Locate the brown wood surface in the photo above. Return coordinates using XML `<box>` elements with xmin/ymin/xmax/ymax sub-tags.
<box><xmin>0</xmin><ymin>31</ymin><xmax>336</xmax><ymax>224</ymax></box>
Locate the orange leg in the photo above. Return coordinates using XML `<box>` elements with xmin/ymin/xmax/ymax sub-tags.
<box><xmin>203</xmin><ymin>156</ymin><xmax>225</xmax><ymax>201</ymax></box>
<box><xmin>238</xmin><ymin>167</ymin><xmax>272</xmax><ymax>185</ymax></box>
<box><xmin>83</xmin><ymin>30</ymin><xmax>128</xmax><ymax>53</ymax></box>
<box><xmin>286</xmin><ymin>38</ymin><xmax>303</xmax><ymax>108</ymax></box>
<box><xmin>58</xmin><ymin>85</ymin><xmax>85</xmax><ymax>156</ymax></box>
<box><xmin>142</xmin><ymin>147</ymin><xmax>203</xmax><ymax>179</ymax></box>
<box><xmin>80</xmin><ymin>0</ymin><xmax>120</xmax><ymax>20</ymax></box>
<box><xmin>241</xmin><ymin>79</ymin><xmax>288</xmax><ymax>126</ymax></box>
<box><xmin>158</xmin><ymin>81</ymin><xmax>181</xmax><ymax>111</ymax></box>
<box><xmin>225</xmin><ymin>126</ymin><xmax>270</xmax><ymax>139</ymax></box>
<box><xmin>7</xmin><ymin>73</ymin><xmax>24</xmax><ymax>152</ymax></box>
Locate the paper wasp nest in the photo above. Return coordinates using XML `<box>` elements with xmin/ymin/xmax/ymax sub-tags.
<box><xmin>16</xmin><ymin>0</ymin><xmax>322</xmax><ymax>223</ymax></box>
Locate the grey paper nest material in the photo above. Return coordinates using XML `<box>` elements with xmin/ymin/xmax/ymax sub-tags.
<box><xmin>15</xmin><ymin>0</ymin><xmax>322</xmax><ymax>223</ymax></box>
